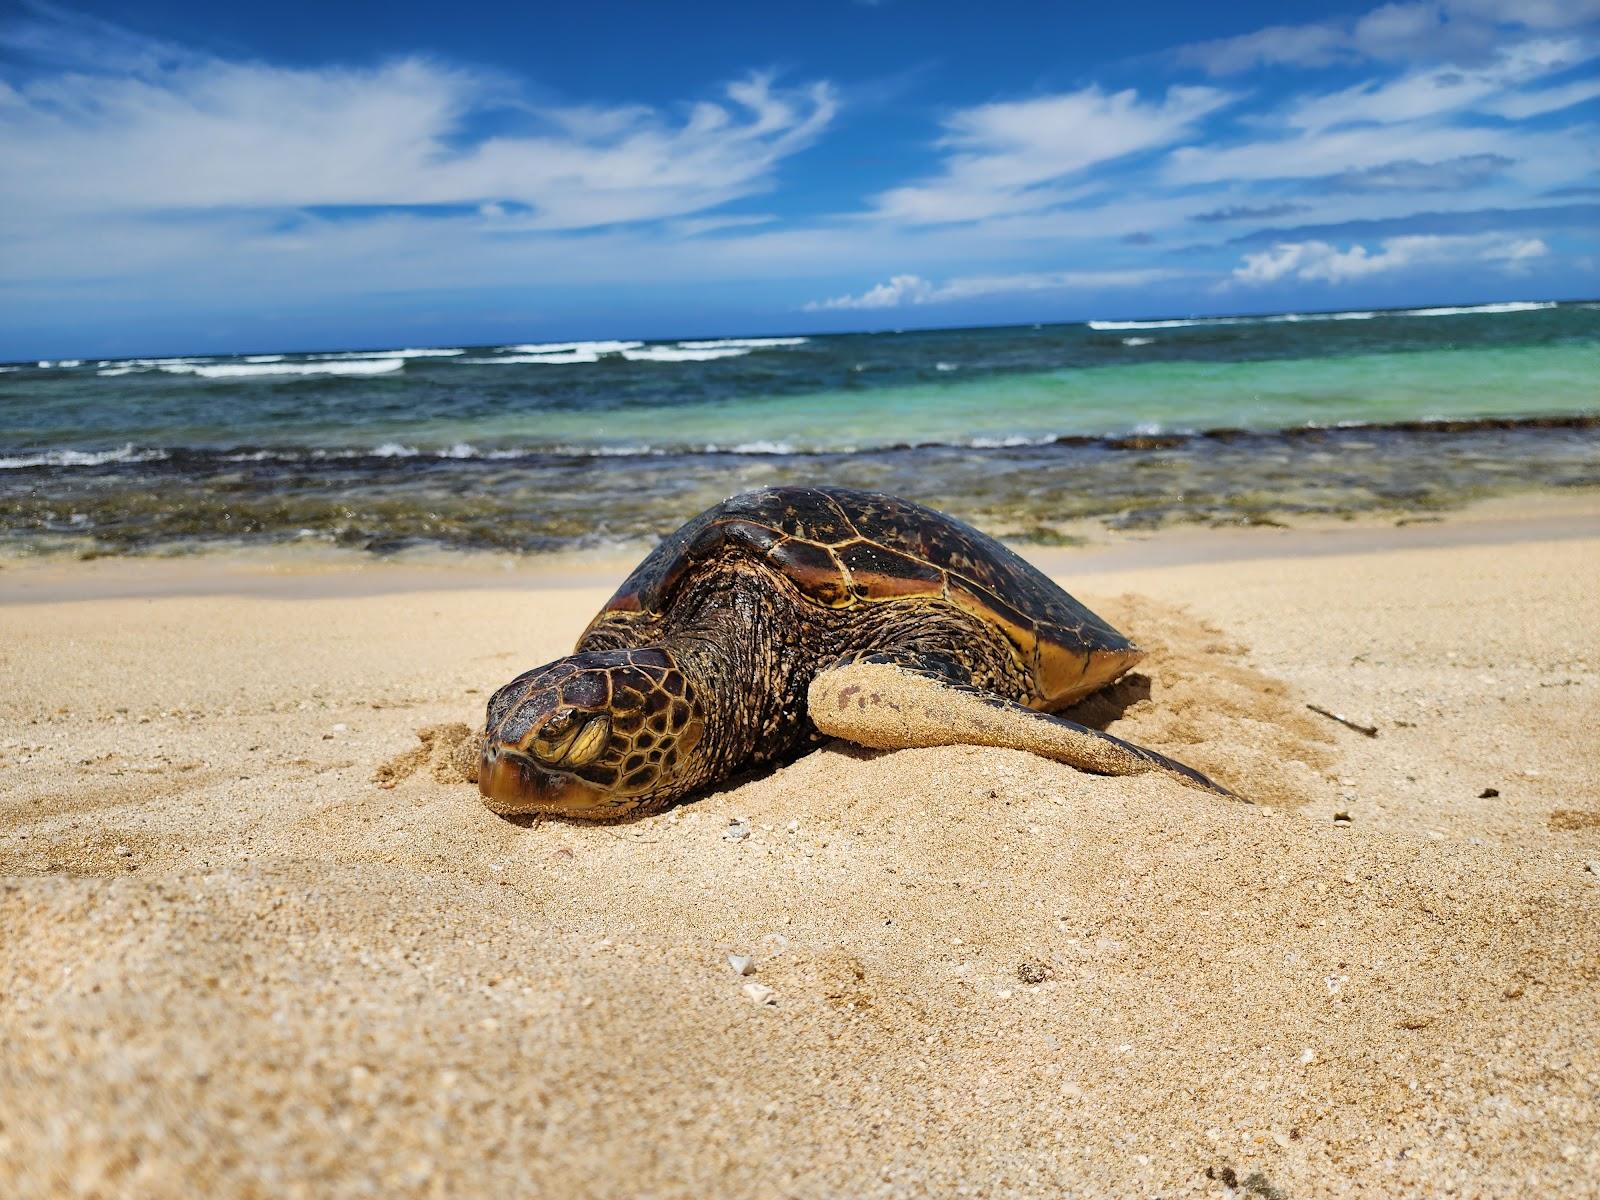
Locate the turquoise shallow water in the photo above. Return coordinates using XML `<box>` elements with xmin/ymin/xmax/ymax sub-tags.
<box><xmin>1</xmin><ymin>301</ymin><xmax>1596</xmax><ymax>553</ymax></box>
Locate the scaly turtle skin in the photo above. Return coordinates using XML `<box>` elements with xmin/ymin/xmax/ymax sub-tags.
<box><xmin>480</xmin><ymin>486</ymin><xmax>1228</xmax><ymax>818</ymax></box>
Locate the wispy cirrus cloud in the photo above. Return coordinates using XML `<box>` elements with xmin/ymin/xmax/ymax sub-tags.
<box><xmin>1313</xmin><ymin>154</ymin><xmax>1516</xmax><ymax>193</ymax></box>
<box><xmin>1190</xmin><ymin>203</ymin><xmax>1310</xmax><ymax>223</ymax></box>
<box><xmin>1177</xmin><ymin>0</ymin><xmax>1600</xmax><ymax>74</ymax></box>
<box><xmin>1281</xmin><ymin>37</ymin><xmax>1593</xmax><ymax>130</ymax></box>
<box><xmin>0</xmin><ymin>16</ymin><xmax>836</xmax><ymax>233</ymax></box>
<box><xmin>867</xmin><ymin>85</ymin><xmax>1235</xmax><ymax>224</ymax></box>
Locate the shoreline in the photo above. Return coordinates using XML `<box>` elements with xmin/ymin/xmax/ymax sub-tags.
<box><xmin>3</xmin><ymin>487</ymin><xmax>1595</xmax><ymax>605</ymax></box>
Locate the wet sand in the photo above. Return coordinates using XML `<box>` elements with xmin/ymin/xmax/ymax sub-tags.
<box><xmin>2</xmin><ymin>497</ymin><xmax>1598</xmax><ymax>1197</ymax></box>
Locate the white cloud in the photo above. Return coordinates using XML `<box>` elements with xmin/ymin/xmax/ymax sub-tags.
<box><xmin>869</xmin><ymin>85</ymin><xmax>1234</xmax><ymax>224</ymax></box>
<box><xmin>1482</xmin><ymin>74</ymin><xmax>1600</xmax><ymax>117</ymax></box>
<box><xmin>1229</xmin><ymin>232</ymin><xmax>1549</xmax><ymax>285</ymax></box>
<box><xmin>1282</xmin><ymin>38</ymin><xmax>1591</xmax><ymax>130</ymax></box>
<box><xmin>1314</xmin><ymin>154</ymin><xmax>1516</xmax><ymax>192</ymax></box>
<box><xmin>1177</xmin><ymin>0</ymin><xmax>1600</xmax><ymax>74</ymax></box>
<box><xmin>805</xmin><ymin>274</ymin><xmax>937</xmax><ymax>309</ymax></box>
<box><xmin>666</xmin><ymin>213</ymin><xmax>778</xmax><ymax>237</ymax></box>
<box><xmin>803</xmin><ymin>268</ymin><xmax>1178</xmax><ymax>310</ymax></box>
<box><xmin>1177</xmin><ymin>22</ymin><xmax>1357</xmax><ymax>75</ymax></box>
<box><xmin>0</xmin><ymin>29</ymin><xmax>836</xmax><ymax>232</ymax></box>
<box><xmin>1165</xmin><ymin>120</ymin><xmax>1563</xmax><ymax>187</ymax></box>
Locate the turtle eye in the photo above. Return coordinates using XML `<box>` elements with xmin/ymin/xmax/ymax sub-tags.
<box><xmin>531</xmin><ymin>709</ymin><xmax>580</xmax><ymax>762</ymax></box>
<box><xmin>563</xmin><ymin>715</ymin><xmax>611</xmax><ymax>766</ymax></box>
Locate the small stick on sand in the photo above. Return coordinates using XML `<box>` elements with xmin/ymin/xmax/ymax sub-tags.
<box><xmin>1307</xmin><ymin>703</ymin><xmax>1379</xmax><ymax>738</ymax></box>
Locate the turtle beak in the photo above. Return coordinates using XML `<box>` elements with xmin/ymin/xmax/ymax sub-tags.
<box><xmin>478</xmin><ymin>744</ymin><xmax>611</xmax><ymax>817</ymax></box>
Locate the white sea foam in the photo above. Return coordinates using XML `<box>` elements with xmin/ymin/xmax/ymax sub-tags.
<box><xmin>305</xmin><ymin>347</ymin><xmax>465</xmax><ymax>360</ymax></box>
<box><xmin>459</xmin><ymin>353</ymin><xmax>602</xmax><ymax>365</ymax></box>
<box><xmin>0</xmin><ymin>444</ymin><xmax>169</xmax><ymax>469</ymax></box>
<box><xmin>97</xmin><ymin>356</ymin><xmax>212</xmax><ymax>373</ymax></box>
<box><xmin>0</xmin><ymin>366</ymin><xmax>20</xmax><ymax>373</ymax></box>
<box><xmin>935</xmin><ymin>362</ymin><xmax>958</xmax><ymax>371</ymax></box>
<box><xmin>621</xmin><ymin>346</ymin><xmax>751</xmax><ymax>362</ymax></box>
<box><xmin>1091</xmin><ymin>318</ymin><xmax>1231</xmax><ymax>330</ymax></box>
<box><xmin>1090</xmin><ymin>300</ymin><xmax>1557</xmax><ymax>330</ymax></box>
<box><xmin>36</xmin><ymin>359</ymin><xmax>84</xmax><ymax>368</ymax></box>
<box><xmin>536</xmin><ymin>445</ymin><xmax>672</xmax><ymax>458</ymax></box>
<box><xmin>161</xmin><ymin>359</ymin><xmax>405</xmax><ymax>378</ymax></box>
<box><xmin>1089</xmin><ymin>313</ymin><xmax>1365</xmax><ymax>330</ymax></box>
<box><xmin>674</xmin><ymin>337</ymin><xmax>808</xmax><ymax>349</ymax></box>
<box><xmin>1121</xmin><ymin>337</ymin><xmax>1155</xmax><ymax>347</ymax></box>
<box><xmin>1393</xmin><ymin>301</ymin><xmax>1556</xmax><ymax>317</ymax></box>
<box><xmin>243</xmin><ymin>355</ymin><xmax>285</xmax><ymax>363</ymax></box>
<box><xmin>967</xmin><ymin>434</ymin><xmax>1059</xmax><ymax>449</ymax></box>
<box><xmin>503</xmin><ymin>341</ymin><xmax>643</xmax><ymax>355</ymax></box>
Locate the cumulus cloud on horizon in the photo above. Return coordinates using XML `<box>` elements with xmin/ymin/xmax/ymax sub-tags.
<box><xmin>803</xmin><ymin>269</ymin><xmax>1180</xmax><ymax>310</ymax></box>
<box><xmin>1227</xmin><ymin>233</ymin><xmax>1549</xmax><ymax>286</ymax></box>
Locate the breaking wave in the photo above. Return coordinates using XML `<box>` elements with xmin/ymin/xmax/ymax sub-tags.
<box><xmin>0</xmin><ymin>444</ymin><xmax>170</xmax><ymax>469</ymax></box>
<box><xmin>1393</xmin><ymin>301</ymin><xmax>1559</xmax><ymax>318</ymax></box>
<box><xmin>1089</xmin><ymin>300</ymin><xmax>1557</xmax><ymax>331</ymax></box>
<box><xmin>304</xmin><ymin>348</ymin><xmax>464</xmax><ymax>360</ymax></box>
<box><xmin>502</xmin><ymin>341</ymin><xmax>643</xmax><ymax>355</ymax></box>
<box><xmin>621</xmin><ymin>346</ymin><xmax>751</xmax><ymax>362</ymax></box>
<box><xmin>674</xmin><ymin>337</ymin><xmax>808</xmax><ymax>349</ymax></box>
<box><xmin>458</xmin><ymin>353</ymin><xmax>602</xmax><ymax>365</ymax></box>
<box><xmin>161</xmin><ymin>359</ymin><xmax>405</xmax><ymax>378</ymax></box>
<box><xmin>9</xmin><ymin>413</ymin><xmax>1593</xmax><ymax>475</ymax></box>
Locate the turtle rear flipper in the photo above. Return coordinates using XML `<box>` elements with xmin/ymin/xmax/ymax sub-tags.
<box><xmin>808</xmin><ymin>651</ymin><xmax>1235</xmax><ymax>798</ymax></box>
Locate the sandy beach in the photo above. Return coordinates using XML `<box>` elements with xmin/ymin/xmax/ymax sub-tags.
<box><xmin>3</xmin><ymin>495</ymin><xmax>1598</xmax><ymax>1198</ymax></box>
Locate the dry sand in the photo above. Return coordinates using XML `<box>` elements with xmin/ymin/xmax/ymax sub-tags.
<box><xmin>2</xmin><ymin>504</ymin><xmax>1598</xmax><ymax>1198</ymax></box>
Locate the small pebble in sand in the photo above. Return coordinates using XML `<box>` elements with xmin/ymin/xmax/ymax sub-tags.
<box><xmin>1585</xmin><ymin>861</ymin><xmax>1600</xmax><ymax>878</ymax></box>
<box><xmin>113</xmin><ymin>844</ymin><xmax>132</xmax><ymax>857</ymax></box>
<box><xmin>1017</xmin><ymin>959</ymin><xmax>1053</xmax><ymax>984</ymax></box>
<box><xmin>1333</xmin><ymin>811</ymin><xmax>1352</xmax><ymax>824</ymax></box>
<box><xmin>742</xmin><ymin>982</ymin><xmax>775</xmax><ymax>1006</ymax></box>
<box><xmin>1480</xmin><ymin>787</ymin><xmax>1500</xmax><ymax>798</ymax></box>
<box><xmin>727</xmin><ymin>955</ymin><xmax>755</xmax><ymax>976</ymax></box>
<box><xmin>786</xmin><ymin>819</ymin><xmax>800</xmax><ymax>834</ymax></box>
<box><xmin>760</xmin><ymin>932</ymin><xmax>790</xmax><ymax>956</ymax></box>
<box><xmin>722</xmin><ymin>818</ymin><xmax>750</xmax><ymax>842</ymax></box>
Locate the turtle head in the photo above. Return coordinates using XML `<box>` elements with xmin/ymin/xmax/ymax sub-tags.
<box><xmin>478</xmin><ymin>647</ymin><xmax>706</xmax><ymax>818</ymax></box>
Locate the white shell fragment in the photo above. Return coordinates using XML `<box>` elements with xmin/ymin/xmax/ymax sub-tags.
<box><xmin>742</xmin><ymin>982</ymin><xmax>776</xmax><ymax>1006</ymax></box>
<box><xmin>727</xmin><ymin>955</ymin><xmax>755</xmax><ymax>976</ymax></box>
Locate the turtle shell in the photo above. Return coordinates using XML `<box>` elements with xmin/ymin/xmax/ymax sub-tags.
<box><xmin>599</xmin><ymin>486</ymin><xmax>1141</xmax><ymax>704</ymax></box>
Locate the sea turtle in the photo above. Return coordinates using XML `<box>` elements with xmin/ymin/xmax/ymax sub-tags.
<box><xmin>478</xmin><ymin>486</ymin><xmax>1229</xmax><ymax>817</ymax></box>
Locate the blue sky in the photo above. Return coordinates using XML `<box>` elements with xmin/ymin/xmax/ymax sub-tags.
<box><xmin>1</xmin><ymin>0</ymin><xmax>1597</xmax><ymax>357</ymax></box>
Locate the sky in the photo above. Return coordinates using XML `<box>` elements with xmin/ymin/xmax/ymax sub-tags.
<box><xmin>0</xmin><ymin>0</ymin><xmax>1597</xmax><ymax>358</ymax></box>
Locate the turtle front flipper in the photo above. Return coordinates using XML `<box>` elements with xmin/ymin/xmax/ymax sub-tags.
<box><xmin>808</xmin><ymin>651</ymin><xmax>1235</xmax><ymax>799</ymax></box>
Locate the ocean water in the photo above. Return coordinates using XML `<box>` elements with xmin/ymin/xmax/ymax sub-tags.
<box><xmin>2</xmin><ymin>300</ymin><xmax>1596</xmax><ymax>555</ymax></box>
